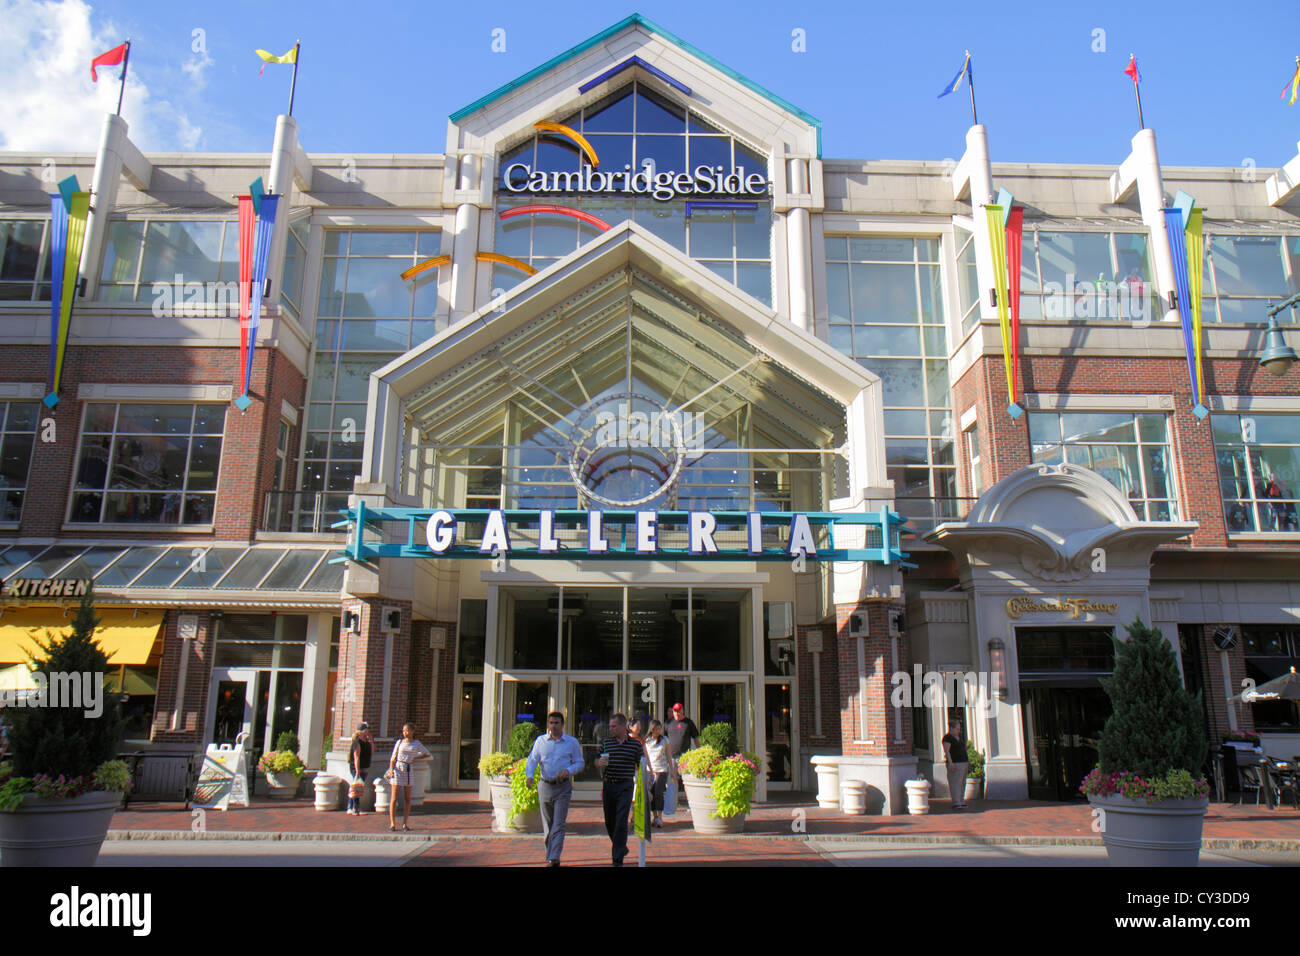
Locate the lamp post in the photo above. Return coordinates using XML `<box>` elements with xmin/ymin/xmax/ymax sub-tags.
<box><xmin>1260</xmin><ymin>293</ymin><xmax>1299</xmax><ymax>377</ymax></box>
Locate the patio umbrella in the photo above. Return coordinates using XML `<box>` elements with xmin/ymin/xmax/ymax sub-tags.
<box><xmin>1237</xmin><ymin>666</ymin><xmax>1300</xmax><ymax>702</ymax></box>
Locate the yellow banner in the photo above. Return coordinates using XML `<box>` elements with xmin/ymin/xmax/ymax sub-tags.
<box><xmin>52</xmin><ymin>192</ymin><xmax>90</xmax><ymax>395</ymax></box>
<box><xmin>986</xmin><ymin>205</ymin><xmax>1014</xmax><ymax>405</ymax></box>
<box><xmin>1185</xmin><ymin>208</ymin><xmax>1205</xmax><ymax>406</ymax></box>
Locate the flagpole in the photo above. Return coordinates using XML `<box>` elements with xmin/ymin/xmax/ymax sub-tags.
<box><xmin>1131</xmin><ymin>54</ymin><xmax>1144</xmax><ymax>130</ymax></box>
<box><xmin>287</xmin><ymin>40</ymin><xmax>301</xmax><ymax>116</ymax></box>
<box><xmin>116</xmin><ymin>39</ymin><xmax>131</xmax><ymax>117</ymax></box>
<box><xmin>966</xmin><ymin>51</ymin><xmax>978</xmax><ymax>126</ymax></box>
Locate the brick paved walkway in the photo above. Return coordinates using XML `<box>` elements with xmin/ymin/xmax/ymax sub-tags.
<box><xmin>108</xmin><ymin>791</ymin><xmax>1300</xmax><ymax>846</ymax></box>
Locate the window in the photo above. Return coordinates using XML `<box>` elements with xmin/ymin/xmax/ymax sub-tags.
<box><xmin>0</xmin><ymin>402</ymin><xmax>39</xmax><ymax>522</ymax></box>
<box><xmin>1019</xmin><ymin>228</ymin><xmax>1155</xmax><ymax>322</ymax></box>
<box><xmin>825</xmin><ymin>236</ymin><xmax>955</xmax><ymax>531</ymax></box>
<box><xmin>69</xmin><ymin>403</ymin><xmax>225</xmax><ymax>525</ymax></box>
<box><xmin>1029</xmin><ymin>411</ymin><xmax>1178</xmax><ymax>520</ymax></box>
<box><xmin>1241</xmin><ymin>625</ymin><xmax>1300</xmax><ymax>730</ymax></box>
<box><xmin>98</xmin><ymin>219</ymin><xmax>239</xmax><ymax>303</ymax></box>
<box><xmin>280</xmin><ymin>218</ymin><xmax>309</xmax><ymax>317</ymax></box>
<box><xmin>1212</xmin><ymin>413</ymin><xmax>1300</xmax><ymax>533</ymax></box>
<box><xmin>1202</xmin><ymin>235</ymin><xmax>1300</xmax><ymax>324</ymax></box>
<box><xmin>965</xmin><ymin>421</ymin><xmax>981</xmax><ymax>499</ymax></box>
<box><xmin>0</xmin><ymin>219</ymin><xmax>52</xmax><ymax>301</ymax></box>
<box><xmin>494</xmin><ymin>82</ymin><xmax>772</xmax><ymax>304</ymax></box>
<box><xmin>954</xmin><ymin>225</ymin><xmax>979</xmax><ymax>334</ymax></box>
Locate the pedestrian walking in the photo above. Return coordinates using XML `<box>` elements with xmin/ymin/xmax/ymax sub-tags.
<box><xmin>943</xmin><ymin>719</ymin><xmax>970</xmax><ymax>810</ymax></box>
<box><xmin>346</xmin><ymin>722</ymin><xmax>372</xmax><ymax>815</ymax></box>
<box><xmin>644</xmin><ymin>719</ymin><xmax>677</xmax><ymax>827</ymax></box>
<box><xmin>525</xmin><ymin>711</ymin><xmax>584</xmax><ymax>866</ymax></box>
<box><xmin>664</xmin><ymin>703</ymin><xmax>699</xmax><ymax>759</ymax></box>
<box><xmin>597</xmin><ymin>713</ymin><xmax>647</xmax><ymax>866</ymax></box>
<box><xmin>386</xmin><ymin>723</ymin><xmax>430</xmax><ymax>831</ymax></box>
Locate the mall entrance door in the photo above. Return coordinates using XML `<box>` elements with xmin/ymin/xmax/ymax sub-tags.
<box><xmin>1021</xmin><ymin>684</ymin><xmax>1112</xmax><ymax>800</ymax></box>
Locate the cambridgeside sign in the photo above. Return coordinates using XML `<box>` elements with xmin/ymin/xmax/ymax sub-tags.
<box><xmin>502</xmin><ymin>163</ymin><xmax>771</xmax><ymax>202</ymax></box>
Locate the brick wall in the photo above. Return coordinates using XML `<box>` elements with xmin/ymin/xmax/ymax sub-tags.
<box><xmin>150</xmin><ymin>610</ymin><xmax>213</xmax><ymax>743</ymax></box>
<box><xmin>406</xmin><ymin>619</ymin><xmax>457</xmax><ymax>744</ymax></box>
<box><xmin>333</xmin><ymin>598</ymin><xmax>413</xmax><ymax>741</ymax></box>
<box><xmin>834</xmin><ymin>600</ymin><xmax>911</xmax><ymax>757</ymax></box>
<box><xmin>796</xmin><ymin>621</ymin><xmax>841</xmax><ymax>750</ymax></box>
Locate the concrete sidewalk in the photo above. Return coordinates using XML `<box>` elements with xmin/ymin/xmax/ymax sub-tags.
<box><xmin>107</xmin><ymin>791</ymin><xmax>1300</xmax><ymax>855</ymax></box>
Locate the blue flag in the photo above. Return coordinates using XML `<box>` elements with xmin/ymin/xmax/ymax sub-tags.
<box><xmin>938</xmin><ymin>52</ymin><xmax>971</xmax><ymax>98</ymax></box>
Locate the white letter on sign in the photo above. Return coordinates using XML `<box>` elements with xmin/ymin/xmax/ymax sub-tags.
<box><xmin>636</xmin><ymin>511</ymin><xmax>658</xmax><ymax>553</ymax></box>
<box><xmin>426</xmin><ymin>511</ymin><xmax>456</xmax><ymax>553</ymax></box>
<box><xmin>539</xmin><ymin>509</ymin><xmax>560</xmax><ymax>553</ymax></box>
<box><xmin>479</xmin><ymin>509</ymin><xmax>510</xmax><ymax>553</ymax></box>
<box><xmin>689</xmin><ymin>512</ymin><xmax>718</xmax><ymax>554</ymax></box>
<box><xmin>788</xmin><ymin>513</ymin><xmax>817</xmax><ymax>556</ymax></box>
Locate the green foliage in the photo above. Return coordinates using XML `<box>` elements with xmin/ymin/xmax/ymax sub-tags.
<box><xmin>710</xmin><ymin>754</ymin><xmax>758</xmax><ymax>818</ymax></box>
<box><xmin>258</xmin><ymin>750</ymin><xmax>306</xmax><ymax>777</ymax></box>
<box><xmin>1097</xmin><ymin>620</ymin><xmax>1207</xmax><ymax>779</ymax></box>
<box><xmin>699</xmin><ymin>722</ymin><xmax>738</xmax><ymax>756</ymax></box>
<box><xmin>506</xmin><ymin>721</ymin><xmax>542</xmax><ymax>761</ymax></box>
<box><xmin>1080</xmin><ymin>768</ymin><xmax>1210</xmax><ymax>802</ymax></box>
<box><xmin>275</xmin><ymin>731</ymin><xmax>300</xmax><ymax>755</ymax></box>
<box><xmin>6</xmin><ymin>589</ymin><xmax>124</xmax><ymax>779</ymax></box>
<box><xmin>677</xmin><ymin>745</ymin><xmax>722</xmax><ymax>778</ymax></box>
<box><xmin>0</xmin><ymin>775</ymin><xmax>32</xmax><ymax>812</ymax></box>
<box><xmin>478</xmin><ymin>751</ymin><xmax>514</xmax><ymax>779</ymax></box>
<box><xmin>507</xmin><ymin>758</ymin><xmax>539</xmax><ymax>824</ymax></box>
<box><xmin>321</xmin><ymin>733</ymin><xmax>333</xmax><ymax>765</ymax></box>
<box><xmin>966</xmin><ymin>741</ymin><xmax>985</xmax><ymax>779</ymax></box>
<box><xmin>93</xmin><ymin>759</ymin><xmax>131</xmax><ymax>793</ymax></box>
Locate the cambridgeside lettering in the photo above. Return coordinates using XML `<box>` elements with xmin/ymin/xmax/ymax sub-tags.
<box><xmin>502</xmin><ymin>162</ymin><xmax>771</xmax><ymax>202</ymax></box>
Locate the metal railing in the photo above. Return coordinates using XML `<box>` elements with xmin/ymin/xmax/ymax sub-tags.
<box><xmin>261</xmin><ymin>491</ymin><xmax>347</xmax><ymax>534</ymax></box>
<box><xmin>893</xmin><ymin>497</ymin><xmax>978</xmax><ymax>536</ymax></box>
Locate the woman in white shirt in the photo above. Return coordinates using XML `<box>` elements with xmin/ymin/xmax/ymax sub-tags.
<box><xmin>644</xmin><ymin>720</ymin><xmax>677</xmax><ymax>827</ymax></box>
<box><xmin>387</xmin><ymin>723</ymin><xmax>431</xmax><ymax>831</ymax></box>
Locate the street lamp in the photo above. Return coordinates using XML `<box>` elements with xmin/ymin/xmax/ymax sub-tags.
<box><xmin>1260</xmin><ymin>293</ymin><xmax>1299</xmax><ymax>377</ymax></box>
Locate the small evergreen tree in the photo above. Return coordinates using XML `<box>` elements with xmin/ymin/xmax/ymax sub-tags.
<box><xmin>700</xmin><ymin>721</ymin><xmax>738</xmax><ymax>756</ymax></box>
<box><xmin>274</xmin><ymin>731</ymin><xmax>300</xmax><ymax>754</ymax></box>
<box><xmin>7</xmin><ymin>588</ymin><xmax>124</xmax><ymax>778</ymax></box>
<box><xmin>1097</xmin><ymin>619</ymin><xmax>1206</xmax><ymax>779</ymax></box>
<box><xmin>506</xmin><ymin>721</ymin><xmax>542</xmax><ymax>761</ymax></box>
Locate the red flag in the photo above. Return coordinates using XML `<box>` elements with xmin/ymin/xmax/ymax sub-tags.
<box><xmin>1124</xmin><ymin>55</ymin><xmax>1140</xmax><ymax>84</ymax></box>
<box><xmin>91</xmin><ymin>43</ymin><xmax>128</xmax><ymax>82</ymax></box>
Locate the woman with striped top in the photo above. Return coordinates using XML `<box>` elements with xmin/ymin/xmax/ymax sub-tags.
<box><xmin>387</xmin><ymin>723</ymin><xmax>431</xmax><ymax>831</ymax></box>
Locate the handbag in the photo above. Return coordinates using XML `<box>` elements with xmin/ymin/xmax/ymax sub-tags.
<box><xmin>663</xmin><ymin>776</ymin><xmax>677</xmax><ymax>816</ymax></box>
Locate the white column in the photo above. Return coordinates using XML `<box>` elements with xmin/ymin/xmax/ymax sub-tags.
<box><xmin>1130</xmin><ymin>129</ymin><xmax>1177</xmax><ymax>312</ymax></box>
<box><xmin>477</xmin><ymin>584</ymin><xmax>500</xmax><ymax>801</ymax></box>
<box><xmin>785</xmin><ymin>158</ymin><xmax>813</xmax><ymax>332</ymax></box>
<box><xmin>82</xmin><ymin>114</ymin><xmax>152</xmax><ymax>297</ymax></box>
<box><xmin>265</xmin><ymin>115</ymin><xmax>304</xmax><ymax>306</ymax></box>
<box><xmin>450</xmin><ymin>154</ymin><xmax>482</xmax><ymax>319</ymax></box>
<box><xmin>299</xmin><ymin>613</ymin><xmax>334</xmax><ymax>767</ymax></box>
<box><xmin>955</xmin><ymin>125</ymin><xmax>998</xmax><ymax>326</ymax></box>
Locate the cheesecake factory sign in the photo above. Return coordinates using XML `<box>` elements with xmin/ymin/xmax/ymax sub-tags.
<box><xmin>1006</xmin><ymin>596</ymin><xmax>1119</xmax><ymax>620</ymax></box>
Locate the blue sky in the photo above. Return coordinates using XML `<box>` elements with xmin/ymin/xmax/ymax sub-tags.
<box><xmin>6</xmin><ymin>0</ymin><xmax>1300</xmax><ymax>170</ymax></box>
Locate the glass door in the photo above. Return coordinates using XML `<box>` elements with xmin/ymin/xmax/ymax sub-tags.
<box><xmin>500</xmin><ymin>677</ymin><xmax>551</xmax><ymax>749</ymax></box>
<box><xmin>567</xmin><ymin>678</ymin><xmax>616</xmax><ymax>784</ymax></box>
<box><xmin>764</xmin><ymin>680</ymin><xmax>794</xmax><ymax>786</ymax></box>
<box><xmin>1021</xmin><ymin>684</ymin><xmax>1112</xmax><ymax>800</ymax></box>
<box><xmin>698</xmin><ymin>679</ymin><xmax>750</xmax><ymax>750</ymax></box>
<box><xmin>208</xmin><ymin>667</ymin><xmax>259</xmax><ymax>748</ymax></box>
<box><xmin>456</xmin><ymin>678</ymin><xmax>483</xmax><ymax>785</ymax></box>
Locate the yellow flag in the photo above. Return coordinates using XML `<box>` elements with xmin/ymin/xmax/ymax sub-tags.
<box><xmin>255</xmin><ymin>46</ymin><xmax>297</xmax><ymax>75</ymax></box>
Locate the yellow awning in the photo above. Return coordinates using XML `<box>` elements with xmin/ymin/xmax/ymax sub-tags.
<box><xmin>0</xmin><ymin>662</ymin><xmax>39</xmax><ymax>691</ymax></box>
<box><xmin>0</xmin><ymin>609</ymin><xmax>162</xmax><ymax>665</ymax></box>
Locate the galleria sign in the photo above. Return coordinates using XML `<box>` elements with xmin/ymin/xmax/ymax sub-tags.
<box><xmin>502</xmin><ymin>162</ymin><xmax>771</xmax><ymax>202</ymax></box>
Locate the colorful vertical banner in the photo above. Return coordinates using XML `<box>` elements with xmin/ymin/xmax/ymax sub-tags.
<box><xmin>1186</xmin><ymin>208</ymin><xmax>1206</xmax><ymax>414</ymax></box>
<box><xmin>986</xmin><ymin>205</ymin><xmax>1021</xmax><ymax>418</ymax></box>
<box><xmin>45</xmin><ymin>184</ymin><xmax>91</xmax><ymax>408</ymax></box>
<box><xmin>233</xmin><ymin>187</ymin><xmax>279</xmax><ymax>410</ymax></box>
<box><xmin>236</xmin><ymin>195</ymin><xmax>255</xmax><ymax>401</ymax></box>
<box><xmin>632</xmin><ymin>757</ymin><xmax>651</xmax><ymax>848</ymax></box>
<box><xmin>1163</xmin><ymin>206</ymin><xmax>1208</xmax><ymax>418</ymax></box>
<box><xmin>1006</xmin><ymin>204</ymin><xmax>1024</xmax><ymax>415</ymax></box>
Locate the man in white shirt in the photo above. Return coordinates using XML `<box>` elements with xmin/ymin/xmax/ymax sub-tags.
<box><xmin>526</xmin><ymin>711</ymin><xmax>585</xmax><ymax>866</ymax></box>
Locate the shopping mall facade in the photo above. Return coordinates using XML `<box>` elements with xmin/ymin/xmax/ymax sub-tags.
<box><xmin>1</xmin><ymin>15</ymin><xmax>1298</xmax><ymax>812</ymax></box>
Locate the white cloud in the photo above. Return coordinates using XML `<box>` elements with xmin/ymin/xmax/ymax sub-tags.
<box><xmin>0</xmin><ymin>0</ymin><xmax>204</xmax><ymax>153</ymax></box>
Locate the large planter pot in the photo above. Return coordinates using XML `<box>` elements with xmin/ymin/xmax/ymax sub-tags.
<box><xmin>964</xmin><ymin>777</ymin><xmax>984</xmax><ymax>802</ymax></box>
<box><xmin>0</xmin><ymin>790</ymin><xmax>121</xmax><ymax>867</ymax></box>
<box><xmin>681</xmin><ymin>774</ymin><xmax>746</xmax><ymax>834</ymax></box>
<box><xmin>487</xmin><ymin>778</ymin><xmax>542</xmax><ymax>833</ymax></box>
<box><xmin>265</xmin><ymin>771</ymin><xmax>301</xmax><ymax>799</ymax></box>
<box><xmin>811</xmin><ymin>755</ymin><xmax>840</xmax><ymax>809</ymax></box>
<box><xmin>1088</xmin><ymin>794</ymin><xmax>1209</xmax><ymax>867</ymax></box>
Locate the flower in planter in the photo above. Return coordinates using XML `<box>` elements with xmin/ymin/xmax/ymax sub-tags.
<box><xmin>677</xmin><ymin>745</ymin><xmax>760</xmax><ymax>818</ymax></box>
<box><xmin>257</xmin><ymin>749</ymin><xmax>306</xmax><ymax>777</ymax></box>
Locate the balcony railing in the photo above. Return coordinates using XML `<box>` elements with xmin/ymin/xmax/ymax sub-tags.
<box><xmin>262</xmin><ymin>491</ymin><xmax>348</xmax><ymax>534</ymax></box>
<box><xmin>894</xmin><ymin>497</ymin><xmax>978</xmax><ymax>536</ymax></box>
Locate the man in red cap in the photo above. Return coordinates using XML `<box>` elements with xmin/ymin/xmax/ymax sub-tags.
<box><xmin>664</xmin><ymin>703</ymin><xmax>700</xmax><ymax>761</ymax></box>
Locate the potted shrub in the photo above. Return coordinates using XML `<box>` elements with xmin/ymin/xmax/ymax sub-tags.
<box><xmin>964</xmin><ymin>741</ymin><xmax>985</xmax><ymax>802</ymax></box>
<box><xmin>677</xmin><ymin>722</ymin><xmax>758</xmax><ymax>834</ymax></box>
<box><xmin>478</xmin><ymin>721</ymin><xmax>543</xmax><ymax>833</ymax></box>
<box><xmin>1081</xmin><ymin>619</ymin><xmax>1210</xmax><ymax>866</ymax></box>
<box><xmin>0</xmin><ymin>590</ymin><xmax>132</xmax><ymax>866</ymax></box>
<box><xmin>258</xmin><ymin>731</ymin><xmax>306</xmax><ymax>798</ymax></box>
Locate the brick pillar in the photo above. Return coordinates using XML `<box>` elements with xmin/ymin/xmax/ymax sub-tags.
<box><xmin>1193</xmin><ymin>625</ymin><xmax>1253</xmax><ymax>745</ymax></box>
<box><xmin>333</xmin><ymin>598</ymin><xmax>412</xmax><ymax>742</ymax></box>
<box><xmin>151</xmin><ymin>611</ymin><xmax>214</xmax><ymax>744</ymax></box>
<box><xmin>796</xmin><ymin>622</ymin><xmax>840</xmax><ymax>749</ymax></box>
<box><xmin>835</xmin><ymin>600</ymin><xmax>910</xmax><ymax>757</ymax></box>
<box><xmin>407</xmin><ymin>620</ymin><xmax>457</xmax><ymax>744</ymax></box>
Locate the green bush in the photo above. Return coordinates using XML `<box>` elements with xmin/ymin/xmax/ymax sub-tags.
<box><xmin>966</xmin><ymin>741</ymin><xmax>985</xmax><ymax>779</ymax></box>
<box><xmin>699</xmin><ymin>722</ymin><xmax>738</xmax><ymax>757</ymax></box>
<box><xmin>506</xmin><ymin>721</ymin><xmax>542</xmax><ymax>761</ymax></box>
<box><xmin>478</xmin><ymin>751</ymin><xmax>514</xmax><ymax>779</ymax></box>
<box><xmin>1098</xmin><ymin>620</ymin><xmax>1207</xmax><ymax>780</ymax></box>
<box><xmin>275</xmin><ymin>731</ymin><xmax>300</xmax><ymax>755</ymax></box>
<box><xmin>678</xmin><ymin>745</ymin><xmax>721</xmax><ymax>778</ymax></box>
<box><xmin>93</xmin><ymin>759</ymin><xmax>132</xmax><ymax>793</ymax></box>
<box><xmin>507</xmin><ymin>758</ymin><xmax>539</xmax><ymax>823</ymax></box>
<box><xmin>5</xmin><ymin>589</ymin><xmax>124</xmax><ymax>779</ymax></box>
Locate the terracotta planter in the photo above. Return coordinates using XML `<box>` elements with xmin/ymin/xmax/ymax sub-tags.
<box><xmin>1088</xmin><ymin>794</ymin><xmax>1209</xmax><ymax>866</ymax></box>
<box><xmin>0</xmin><ymin>790</ymin><xmax>121</xmax><ymax>867</ymax></box>
<box><xmin>487</xmin><ymin>778</ymin><xmax>542</xmax><ymax>833</ymax></box>
<box><xmin>681</xmin><ymin>774</ymin><xmax>745</xmax><ymax>834</ymax></box>
<box><xmin>265</xmin><ymin>771</ymin><xmax>301</xmax><ymax>799</ymax></box>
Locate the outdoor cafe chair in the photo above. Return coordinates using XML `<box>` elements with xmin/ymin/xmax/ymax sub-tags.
<box><xmin>1237</xmin><ymin>764</ymin><xmax>1267</xmax><ymax>806</ymax></box>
